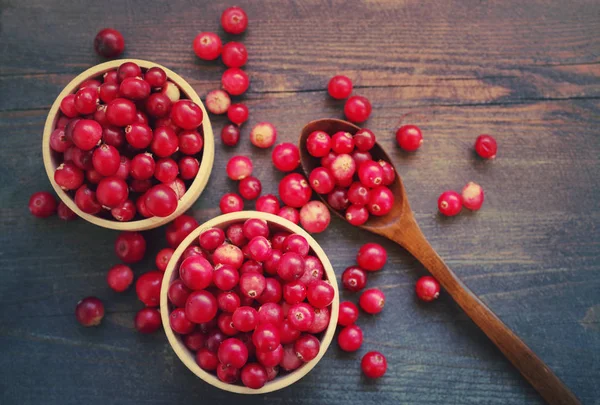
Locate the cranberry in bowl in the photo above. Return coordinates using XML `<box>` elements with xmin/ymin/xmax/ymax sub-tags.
<box><xmin>42</xmin><ymin>59</ymin><xmax>215</xmax><ymax>231</ymax></box>
<box><xmin>160</xmin><ymin>211</ymin><xmax>339</xmax><ymax>394</ymax></box>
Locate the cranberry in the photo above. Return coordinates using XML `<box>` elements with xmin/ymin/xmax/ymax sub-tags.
<box><xmin>145</xmin><ymin>184</ymin><xmax>178</xmax><ymax>217</ymax></box>
<box><xmin>160</xmin><ymin>81</ymin><xmax>181</xmax><ymax>103</ymax></box>
<box><xmin>124</xmin><ymin>123</ymin><xmax>152</xmax><ymax>149</ymax></box>
<box><xmin>96</xmin><ymin>176</ymin><xmax>129</xmax><ymax>208</ymax></box>
<box><xmin>197</xmin><ymin>228</ymin><xmax>223</xmax><ymax>252</ymax></box>
<box><xmin>338</xmin><ymin>301</ymin><xmax>359</xmax><ymax>326</ymax></box>
<box><xmin>255</xmin><ymin>194</ymin><xmax>280</xmax><ymax>214</ymax></box>
<box><xmin>257</xmin><ymin>302</ymin><xmax>284</xmax><ymax>325</ymax></box>
<box><xmin>117</xmin><ymin>62</ymin><xmax>141</xmax><ymax>82</ymax></box>
<box><xmin>357</xmin><ymin>161</ymin><xmax>383</xmax><ymax>187</ymax></box>
<box><xmin>85</xmin><ymin>168</ymin><xmax>103</xmax><ymax>185</ymax></box>
<box><xmin>298</xmin><ymin>256</ymin><xmax>324</xmax><ymax>285</ymax></box>
<box><xmin>218</xmin><ymin>291</ymin><xmax>241</xmax><ymax>313</ymax></box>
<box><xmin>252</xmin><ymin>323</ymin><xmax>280</xmax><ymax>352</ymax></box>
<box><xmin>221</xmin><ymin>124</ymin><xmax>240</xmax><ymax>146</ymax></box>
<box><xmin>50</xmin><ymin>128</ymin><xmax>72</xmax><ymax>152</ymax></box>
<box><xmin>193</xmin><ymin>32</ymin><xmax>222</xmax><ymax>60</ymax></box>
<box><xmin>367</xmin><ymin>186</ymin><xmax>394</xmax><ymax>216</ymax></box>
<box><xmin>144</xmin><ymin>66</ymin><xmax>167</xmax><ymax>88</ymax></box>
<box><xmin>234</xmin><ymin>177</ymin><xmax>261</xmax><ymax>201</ymax></box>
<box><xmin>136</xmin><ymin>194</ymin><xmax>152</xmax><ymax>217</ymax></box>
<box><xmin>221</xmin><ymin>6</ymin><xmax>248</xmax><ymax>34</ymax></box>
<box><xmin>345</xmin><ymin>204</ymin><xmax>368</xmax><ymax>225</ymax></box>
<box><xmin>461</xmin><ymin>182</ymin><xmax>484</xmax><ymax>210</ymax></box>
<box><xmin>166</xmin><ymin>215</ymin><xmax>198</xmax><ymax>248</ymax></box>
<box><xmin>271</xmin><ymin>143</ymin><xmax>299</xmax><ymax>173</ymax></box>
<box><xmin>341</xmin><ymin>266</ymin><xmax>367</xmax><ymax>292</ymax></box>
<box><xmin>71</xmin><ymin>119</ymin><xmax>102</xmax><ymax>150</ymax></box>
<box><xmin>250</xmin><ymin>122</ymin><xmax>277</xmax><ymax>149</ymax></box>
<box><xmin>151</xmin><ymin>126</ymin><xmax>179</xmax><ymax>157</ymax></box>
<box><xmin>309</xmin><ymin>307</ymin><xmax>330</xmax><ymax>334</ymax></box>
<box><xmin>28</xmin><ymin>191</ymin><xmax>57</xmax><ymax>218</ymax></box>
<box><xmin>265</xmin><ymin>366</ymin><xmax>279</xmax><ymax>381</ymax></box>
<box><xmin>57</xmin><ymin>202</ymin><xmax>77</xmax><ymax>220</ymax></box>
<box><xmin>136</xmin><ymin>271</ymin><xmax>162</xmax><ymax>307</ymax></box>
<box><xmin>230</xmin><ymin>306</ymin><xmax>257</xmax><ymax>332</ymax></box>
<box><xmin>337</xmin><ymin>324</ymin><xmax>363</xmax><ymax>352</ymax></box>
<box><xmin>361</xmin><ymin>351</ymin><xmax>387</xmax><ymax>378</ymax></box>
<box><xmin>75</xmin><ymin>297</ymin><xmax>104</xmax><ymax>327</ymax></box>
<box><xmin>221</xmin><ymin>68</ymin><xmax>250</xmax><ymax>96</ymax></box>
<box><xmin>186</xmin><ymin>290</ymin><xmax>218</xmax><ymax>324</ymax></box>
<box><xmin>307</xmin><ymin>280</ymin><xmax>334</xmax><ymax>308</ymax></box>
<box><xmin>221</xmin><ymin>42</ymin><xmax>248</xmax><ymax>68</ymax></box>
<box><xmin>115</xmin><ymin>232</ymin><xmax>146</xmax><ymax>263</ymax></box>
<box><xmin>278</xmin><ymin>173</ymin><xmax>312</xmax><ymax>208</ymax></box>
<box><xmin>306</xmin><ymin>131</ymin><xmax>332</xmax><ymax>158</ymax></box>
<box><xmin>242</xmin><ymin>218</ymin><xmax>269</xmax><ymax>239</ymax></box>
<box><xmin>227</xmin><ymin>103</ymin><xmax>249</xmax><ymax>125</ymax></box>
<box><xmin>120</xmin><ymin>77</ymin><xmax>150</xmax><ymax>100</ymax></box>
<box><xmin>74</xmin><ymin>185</ymin><xmax>102</xmax><ymax>214</ymax></box>
<box><xmin>351</xmin><ymin>150</ymin><xmax>373</xmax><ymax>168</ymax></box>
<box><xmin>203</xmin><ymin>90</ymin><xmax>230</xmax><ymax>117</ymax></box>
<box><xmin>131</xmin><ymin>308</ymin><xmax>161</xmax><ymax>334</ymax></box>
<box><xmin>257</xmin><ymin>278</ymin><xmax>282</xmax><ymax>304</ymax></box>
<box><xmin>106</xmin><ymin>98</ymin><xmax>136</xmax><ymax>126</ymax></box>
<box><xmin>438</xmin><ymin>190</ymin><xmax>462</xmax><ymax>216</ymax></box>
<box><xmin>99</xmin><ymin>83</ymin><xmax>119</xmax><ymax>103</ymax></box>
<box><xmin>475</xmin><ymin>134</ymin><xmax>497</xmax><ymax>159</ymax></box>
<box><xmin>145</xmin><ymin>93</ymin><xmax>172</xmax><ymax>118</ymax></box>
<box><xmin>357</xmin><ymin>243</ymin><xmax>387</xmax><ymax>271</ymax></box>
<box><xmin>294</xmin><ymin>334</ymin><xmax>320</xmax><ymax>362</ymax></box>
<box><xmin>169</xmin><ymin>308</ymin><xmax>195</xmax><ymax>334</ymax></box>
<box><xmin>288</xmin><ymin>303</ymin><xmax>314</xmax><ymax>331</ymax></box>
<box><xmin>330</xmin><ymin>154</ymin><xmax>356</xmax><ymax>185</ymax></box>
<box><xmin>74</xmin><ymin>87</ymin><xmax>99</xmax><ymax>115</ymax></box>
<box><xmin>129</xmin><ymin>153</ymin><xmax>155</xmax><ymax>180</ymax></box>
<box><xmin>309</xmin><ymin>167</ymin><xmax>335</xmax><ymax>194</ymax></box>
<box><xmin>416</xmin><ymin>276</ymin><xmax>441</xmax><ymax>302</ymax></box>
<box><xmin>213</xmin><ymin>243</ymin><xmax>244</xmax><ymax>269</ymax></box>
<box><xmin>278</xmin><ymin>206</ymin><xmax>299</xmax><ymax>224</ymax></box>
<box><xmin>226</xmin><ymin>155</ymin><xmax>253</xmax><ymax>180</ymax></box>
<box><xmin>92</xmin><ymin>144</ymin><xmax>120</xmax><ymax>176</ymax></box>
<box><xmin>205</xmin><ymin>329</ymin><xmax>226</xmax><ymax>352</ymax></box>
<box><xmin>239</xmin><ymin>259</ymin><xmax>263</xmax><ymax>275</ymax></box>
<box><xmin>60</xmin><ymin>94</ymin><xmax>78</xmax><ymax>117</ymax></box>
<box><xmin>239</xmin><ymin>272</ymin><xmax>266</xmax><ymax>298</ymax></box>
<box><xmin>300</xmin><ymin>201</ymin><xmax>331</xmax><ymax>233</ymax></box>
<box><xmin>396</xmin><ymin>125</ymin><xmax>423</xmax><ymax>151</ymax></box>
<box><xmin>102</xmin><ymin>125</ymin><xmax>125</xmax><ymax>148</ymax></box>
<box><xmin>256</xmin><ymin>344</ymin><xmax>283</xmax><ymax>367</ymax></box>
<box><xmin>359</xmin><ymin>288</ymin><xmax>385</xmax><ymax>314</ymax></box>
<box><xmin>277</xmin><ymin>252</ymin><xmax>305</xmax><ymax>281</ymax></box>
<box><xmin>168</xmin><ymin>280</ymin><xmax>192</xmax><ymax>307</ymax></box>
<box><xmin>218</xmin><ymin>312</ymin><xmax>238</xmax><ymax>336</ymax></box>
<box><xmin>353</xmin><ymin>128</ymin><xmax>376</xmax><ymax>151</ymax></box>
<box><xmin>217</xmin><ymin>363</ymin><xmax>241</xmax><ymax>383</ymax></box>
<box><xmin>154</xmin><ymin>158</ymin><xmax>179</xmax><ymax>184</ymax></box>
<box><xmin>331</xmin><ymin>131</ymin><xmax>355</xmax><ymax>154</ymax></box>
<box><xmin>327</xmin><ymin>187</ymin><xmax>350</xmax><ymax>211</ymax></box>
<box><xmin>344</xmin><ymin>96</ymin><xmax>371</xmax><ymax>123</ymax></box>
<box><xmin>92</xmin><ymin>105</ymin><xmax>109</xmax><ymax>126</ymax></box>
<box><xmin>278</xmin><ymin>319</ymin><xmax>301</xmax><ymax>344</ymax></box>
<box><xmin>270</xmin><ymin>232</ymin><xmax>290</xmax><ymax>251</ymax></box>
<box><xmin>183</xmin><ymin>245</ymin><xmax>207</xmax><ymax>260</ymax></box>
<box><xmin>328</xmin><ymin>75</ymin><xmax>353</xmax><ymax>99</ymax></box>
<box><xmin>56</xmin><ymin>115</ymin><xmax>70</xmax><ymax>129</ymax></box>
<box><xmin>379</xmin><ymin>160</ymin><xmax>396</xmax><ymax>185</ymax></box>
<box><xmin>219</xmin><ymin>193</ymin><xmax>243</xmax><ymax>214</ymax></box>
<box><xmin>183</xmin><ymin>330</ymin><xmax>205</xmax><ymax>351</ymax></box>
<box><xmin>154</xmin><ymin>248</ymin><xmax>174</xmax><ymax>272</ymax></box>
<box><xmin>246</xmin><ymin>236</ymin><xmax>272</xmax><ymax>262</ymax></box>
<box><xmin>282</xmin><ymin>281</ymin><xmax>306</xmax><ymax>305</ymax></box>
<box><xmin>347</xmin><ymin>182</ymin><xmax>369</xmax><ymax>205</ymax></box>
<box><xmin>54</xmin><ymin>162</ymin><xmax>84</xmax><ymax>190</ymax></box>
<box><xmin>280</xmin><ymin>343</ymin><xmax>303</xmax><ymax>371</ymax></box>
<box><xmin>69</xmin><ymin>146</ymin><xmax>95</xmax><ymax>170</ymax></box>
<box><xmin>262</xmin><ymin>251</ymin><xmax>282</xmax><ymax>276</ymax></box>
<box><xmin>239</xmin><ymin>363</ymin><xmax>267</xmax><ymax>389</ymax></box>
<box><xmin>179</xmin><ymin>256</ymin><xmax>213</xmax><ymax>290</ymax></box>
<box><xmin>196</xmin><ymin>348</ymin><xmax>219</xmax><ymax>370</ymax></box>
<box><xmin>106</xmin><ymin>264</ymin><xmax>134</xmax><ymax>292</ymax></box>
<box><xmin>178</xmin><ymin>157</ymin><xmax>199</xmax><ymax>180</ymax></box>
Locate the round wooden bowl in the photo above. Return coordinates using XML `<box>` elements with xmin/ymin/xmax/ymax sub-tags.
<box><xmin>42</xmin><ymin>59</ymin><xmax>215</xmax><ymax>231</ymax></box>
<box><xmin>159</xmin><ymin>211</ymin><xmax>340</xmax><ymax>394</ymax></box>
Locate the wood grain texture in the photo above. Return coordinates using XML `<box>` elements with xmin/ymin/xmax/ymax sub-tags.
<box><xmin>0</xmin><ymin>0</ymin><xmax>599</xmax><ymax>404</ymax></box>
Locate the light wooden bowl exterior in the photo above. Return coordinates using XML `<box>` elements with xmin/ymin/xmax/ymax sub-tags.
<box><xmin>42</xmin><ymin>59</ymin><xmax>214</xmax><ymax>231</ymax></box>
<box><xmin>159</xmin><ymin>211</ymin><xmax>340</xmax><ymax>394</ymax></box>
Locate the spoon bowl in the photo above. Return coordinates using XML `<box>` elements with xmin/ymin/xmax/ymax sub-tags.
<box><xmin>298</xmin><ymin>118</ymin><xmax>580</xmax><ymax>405</ymax></box>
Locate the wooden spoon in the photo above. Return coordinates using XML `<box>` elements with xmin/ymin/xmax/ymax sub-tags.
<box><xmin>299</xmin><ymin>118</ymin><xmax>580</xmax><ymax>405</ymax></box>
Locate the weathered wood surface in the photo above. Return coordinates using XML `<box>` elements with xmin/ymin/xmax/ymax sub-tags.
<box><xmin>0</xmin><ymin>0</ymin><xmax>599</xmax><ymax>404</ymax></box>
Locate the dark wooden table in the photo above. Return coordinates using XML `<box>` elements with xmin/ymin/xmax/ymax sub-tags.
<box><xmin>1</xmin><ymin>1</ymin><xmax>599</xmax><ymax>404</ymax></box>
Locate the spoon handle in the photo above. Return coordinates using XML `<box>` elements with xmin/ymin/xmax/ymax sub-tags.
<box><xmin>391</xmin><ymin>215</ymin><xmax>580</xmax><ymax>405</ymax></box>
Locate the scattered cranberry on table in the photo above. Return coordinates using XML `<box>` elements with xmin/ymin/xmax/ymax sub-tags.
<box><xmin>75</xmin><ymin>296</ymin><xmax>105</xmax><ymax>327</ymax></box>
<box><xmin>357</xmin><ymin>242</ymin><xmax>387</xmax><ymax>271</ymax></box>
<box><xmin>135</xmin><ymin>308</ymin><xmax>162</xmax><ymax>333</ymax></box>
<box><xmin>461</xmin><ymin>182</ymin><xmax>484</xmax><ymax>211</ymax></box>
<box><xmin>94</xmin><ymin>28</ymin><xmax>125</xmax><ymax>59</ymax></box>
<box><xmin>107</xmin><ymin>264</ymin><xmax>134</xmax><ymax>292</ymax></box>
<box><xmin>359</xmin><ymin>288</ymin><xmax>385</xmax><ymax>314</ymax></box>
<box><xmin>28</xmin><ymin>191</ymin><xmax>57</xmax><ymax>218</ymax></box>
<box><xmin>250</xmin><ymin>122</ymin><xmax>277</xmax><ymax>149</ymax></box>
<box><xmin>205</xmin><ymin>89</ymin><xmax>231</xmax><ymax>115</ymax></box>
<box><xmin>221</xmin><ymin>6</ymin><xmax>248</xmax><ymax>35</ymax></box>
<box><xmin>361</xmin><ymin>351</ymin><xmax>387</xmax><ymax>378</ymax></box>
<box><xmin>474</xmin><ymin>134</ymin><xmax>498</xmax><ymax>159</ymax></box>
<box><xmin>396</xmin><ymin>125</ymin><xmax>423</xmax><ymax>151</ymax></box>
<box><xmin>437</xmin><ymin>190</ymin><xmax>463</xmax><ymax>216</ymax></box>
<box><xmin>415</xmin><ymin>276</ymin><xmax>441</xmax><ymax>302</ymax></box>
<box><xmin>193</xmin><ymin>32</ymin><xmax>223</xmax><ymax>61</ymax></box>
<box><xmin>344</xmin><ymin>95</ymin><xmax>372</xmax><ymax>123</ymax></box>
<box><xmin>327</xmin><ymin>75</ymin><xmax>353</xmax><ymax>100</ymax></box>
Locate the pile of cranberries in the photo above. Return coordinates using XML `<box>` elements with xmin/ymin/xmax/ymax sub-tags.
<box><xmin>303</xmin><ymin>128</ymin><xmax>395</xmax><ymax>226</ymax></box>
<box><xmin>165</xmin><ymin>219</ymin><xmax>335</xmax><ymax>389</ymax></box>
<box><xmin>50</xmin><ymin>61</ymin><xmax>205</xmax><ymax>221</ymax></box>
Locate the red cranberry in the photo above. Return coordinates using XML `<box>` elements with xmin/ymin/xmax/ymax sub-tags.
<box><xmin>96</xmin><ymin>176</ymin><xmax>128</xmax><ymax>208</ymax></box>
<box><xmin>279</xmin><ymin>173</ymin><xmax>312</xmax><ymax>208</ymax></box>
<box><xmin>239</xmin><ymin>272</ymin><xmax>266</xmax><ymax>298</ymax></box>
<box><xmin>379</xmin><ymin>160</ymin><xmax>396</xmax><ymax>185</ymax></box>
<box><xmin>308</xmin><ymin>307</ymin><xmax>330</xmax><ymax>334</ymax></box>
<box><xmin>221</xmin><ymin>6</ymin><xmax>248</xmax><ymax>34</ymax></box>
<box><xmin>183</xmin><ymin>330</ymin><xmax>205</xmax><ymax>351</ymax></box>
<box><xmin>367</xmin><ymin>186</ymin><xmax>394</xmax><ymax>216</ymax></box>
<box><xmin>196</xmin><ymin>348</ymin><xmax>219</xmax><ymax>370</ymax></box>
<box><xmin>168</xmin><ymin>280</ymin><xmax>192</xmax><ymax>307</ymax></box>
<box><xmin>213</xmin><ymin>243</ymin><xmax>244</xmax><ymax>269</ymax></box>
<box><xmin>240</xmin><ymin>363</ymin><xmax>267</xmax><ymax>389</ymax></box>
<box><xmin>134</xmin><ymin>308</ymin><xmax>161</xmax><ymax>333</ymax></box>
<box><xmin>298</xmin><ymin>256</ymin><xmax>324</xmax><ymax>285</ymax></box>
<box><xmin>328</xmin><ymin>75</ymin><xmax>353</xmax><ymax>99</ymax></box>
<box><xmin>154</xmin><ymin>158</ymin><xmax>179</xmax><ymax>184</ymax></box>
<box><xmin>50</xmin><ymin>128</ymin><xmax>72</xmax><ymax>152</ymax></box>
<box><xmin>357</xmin><ymin>243</ymin><xmax>387</xmax><ymax>271</ymax></box>
<box><xmin>106</xmin><ymin>98</ymin><xmax>136</xmax><ymax>126</ymax></box>
<box><xmin>278</xmin><ymin>206</ymin><xmax>299</xmax><ymax>224</ymax></box>
<box><xmin>205</xmin><ymin>328</ymin><xmax>226</xmax><ymax>352</ymax></box>
<box><xmin>256</xmin><ymin>344</ymin><xmax>283</xmax><ymax>367</ymax></box>
<box><xmin>151</xmin><ymin>126</ymin><xmax>179</xmax><ymax>157</ymax></box>
<box><xmin>92</xmin><ymin>105</ymin><xmax>109</xmax><ymax>127</ymax></box>
<box><xmin>74</xmin><ymin>87</ymin><xmax>99</xmax><ymax>115</ymax></box>
<box><xmin>346</xmin><ymin>204</ymin><xmax>369</xmax><ymax>226</ymax></box>
<box><xmin>294</xmin><ymin>334</ymin><xmax>320</xmax><ymax>362</ymax></box>
<box><xmin>338</xmin><ymin>301</ymin><xmax>359</xmax><ymax>326</ymax></box>
<box><xmin>213</xmin><ymin>265</ymin><xmax>239</xmax><ymax>292</ymax></box>
<box><xmin>351</xmin><ymin>150</ymin><xmax>372</xmax><ymax>167</ymax></box>
<box><xmin>358</xmin><ymin>160</ymin><xmax>383</xmax><ymax>187</ymax></box>
<box><xmin>416</xmin><ymin>276</ymin><xmax>441</xmax><ymax>302</ymax></box>
<box><xmin>252</xmin><ymin>323</ymin><xmax>280</xmax><ymax>352</ymax></box>
<box><xmin>243</xmin><ymin>218</ymin><xmax>269</xmax><ymax>239</ymax></box>
<box><xmin>331</xmin><ymin>131</ymin><xmax>355</xmax><ymax>154</ymax></box>
<box><xmin>277</xmin><ymin>252</ymin><xmax>305</xmax><ymax>281</ymax></box>
<box><xmin>183</xmin><ymin>245</ymin><xmax>207</xmax><ymax>260</ymax></box>
<box><xmin>257</xmin><ymin>302</ymin><xmax>283</xmax><ymax>325</ymax></box>
<box><xmin>227</xmin><ymin>103</ymin><xmax>249</xmax><ymax>125</ymax></box>
<box><xmin>353</xmin><ymin>128</ymin><xmax>376</xmax><ymax>151</ymax></box>
<box><xmin>255</xmin><ymin>194</ymin><xmax>280</xmax><ymax>214</ymax></box>
<box><xmin>218</xmin><ymin>291</ymin><xmax>241</xmax><ymax>313</ymax></box>
<box><xmin>278</xmin><ymin>319</ymin><xmax>301</xmax><ymax>344</ymax></box>
<box><xmin>178</xmin><ymin>130</ymin><xmax>203</xmax><ymax>155</ymax></box>
<box><xmin>145</xmin><ymin>184</ymin><xmax>178</xmax><ymax>217</ymax></box>
<box><xmin>75</xmin><ymin>297</ymin><xmax>104</xmax><ymax>327</ymax></box>
<box><xmin>102</xmin><ymin>125</ymin><xmax>125</xmax><ymax>148</ymax></box>
<box><xmin>155</xmin><ymin>248</ymin><xmax>174</xmax><ymax>272</ymax></box>
<box><xmin>265</xmin><ymin>366</ymin><xmax>279</xmax><ymax>381</ymax></box>
<box><xmin>231</xmin><ymin>306</ymin><xmax>258</xmax><ymax>332</ymax></box>
<box><xmin>56</xmin><ymin>115</ymin><xmax>70</xmax><ymax>129</ymax></box>
<box><xmin>99</xmin><ymin>83</ymin><xmax>119</xmax><ymax>103</ymax></box>
<box><xmin>72</xmin><ymin>119</ymin><xmax>102</xmax><ymax>150</ymax></box>
<box><xmin>300</xmin><ymin>201</ymin><xmax>331</xmax><ymax>233</ymax></box>
<box><xmin>120</xmin><ymin>77</ymin><xmax>150</xmax><ymax>100</ymax></box>
<box><xmin>218</xmin><ymin>312</ymin><xmax>238</xmax><ymax>336</ymax></box>
<box><xmin>330</xmin><ymin>154</ymin><xmax>356</xmax><ymax>185</ymax></box>
<box><xmin>221</xmin><ymin>124</ymin><xmax>240</xmax><ymax>146</ymax></box>
<box><xmin>54</xmin><ymin>162</ymin><xmax>84</xmax><ymax>190</ymax></box>
<box><xmin>57</xmin><ymin>201</ymin><xmax>77</xmax><ymax>220</ymax></box>
<box><xmin>169</xmin><ymin>308</ymin><xmax>195</xmax><ymax>334</ymax></box>
<box><xmin>179</xmin><ymin>157</ymin><xmax>200</xmax><ymax>180</ymax></box>
<box><xmin>92</xmin><ymin>144</ymin><xmax>120</xmax><ymax>176</ymax></box>
<box><xmin>136</xmin><ymin>194</ymin><xmax>152</xmax><ymax>218</ymax></box>
<box><xmin>475</xmin><ymin>134</ymin><xmax>497</xmax><ymax>159</ymax></box>
<box><xmin>344</xmin><ymin>95</ymin><xmax>371</xmax><ymax>123</ymax></box>
<box><xmin>359</xmin><ymin>288</ymin><xmax>385</xmax><ymax>314</ymax></box>
<box><xmin>280</xmin><ymin>344</ymin><xmax>303</xmax><ymax>371</ymax></box>
<box><xmin>307</xmin><ymin>280</ymin><xmax>334</xmax><ymax>308</ymax></box>
<box><xmin>338</xmin><ymin>324</ymin><xmax>363</xmax><ymax>352</ymax></box>
<box><xmin>220</xmin><ymin>193</ymin><xmax>244</xmax><ymax>214</ymax></box>
<box><xmin>270</xmin><ymin>232</ymin><xmax>289</xmax><ymax>251</ymax></box>
<box><xmin>145</xmin><ymin>93</ymin><xmax>172</xmax><ymax>118</ymax></box>
<box><xmin>250</xmin><ymin>122</ymin><xmax>277</xmax><ymax>149</ymax></box>
<box><xmin>136</xmin><ymin>271</ymin><xmax>162</xmax><ymax>307</ymax></box>
<box><xmin>217</xmin><ymin>364</ymin><xmax>241</xmax><ymax>384</ymax></box>
<box><xmin>227</xmin><ymin>155</ymin><xmax>253</xmax><ymax>180</ymax></box>
<box><xmin>438</xmin><ymin>190</ymin><xmax>462</xmax><ymax>216</ymax></box>
<box><xmin>237</xmin><ymin>176</ymin><xmax>261</xmax><ymax>200</ymax></box>
<box><xmin>396</xmin><ymin>125</ymin><xmax>423</xmax><ymax>151</ymax></box>
<box><xmin>60</xmin><ymin>94</ymin><xmax>78</xmax><ymax>117</ymax></box>
<box><xmin>186</xmin><ymin>290</ymin><xmax>218</xmax><ymax>324</ymax></box>
<box><xmin>263</xmin><ymin>252</ymin><xmax>283</xmax><ymax>275</ymax></box>
<box><xmin>327</xmin><ymin>187</ymin><xmax>350</xmax><ymax>211</ymax></box>
<box><xmin>130</xmin><ymin>153</ymin><xmax>155</xmax><ymax>180</ymax></box>
<box><xmin>221</xmin><ymin>42</ymin><xmax>248</xmax><ymax>68</ymax></box>
<box><xmin>288</xmin><ymin>302</ymin><xmax>314</xmax><ymax>331</ymax></box>
<box><xmin>361</xmin><ymin>351</ymin><xmax>387</xmax><ymax>378</ymax></box>
<box><xmin>193</xmin><ymin>32</ymin><xmax>222</xmax><ymax>60</ymax></box>
<box><xmin>246</xmin><ymin>236</ymin><xmax>272</xmax><ymax>262</ymax></box>
<box><xmin>28</xmin><ymin>191</ymin><xmax>57</xmax><ymax>218</ymax></box>
<box><xmin>283</xmin><ymin>281</ymin><xmax>306</xmax><ymax>305</ymax></box>
<box><xmin>144</xmin><ymin>66</ymin><xmax>167</xmax><ymax>88</ymax></box>
<box><xmin>85</xmin><ymin>168</ymin><xmax>103</xmax><ymax>185</ymax></box>
<box><xmin>74</xmin><ymin>185</ymin><xmax>101</xmax><ymax>214</ymax></box>
<box><xmin>271</xmin><ymin>143</ymin><xmax>300</xmax><ymax>172</ymax></box>
<box><xmin>115</xmin><ymin>232</ymin><xmax>146</xmax><ymax>263</ymax></box>
<box><xmin>117</xmin><ymin>62</ymin><xmax>141</xmax><ymax>82</ymax></box>
<box><xmin>107</xmin><ymin>264</ymin><xmax>134</xmax><ymax>292</ymax></box>
<box><xmin>461</xmin><ymin>182</ymin><xmax>484</xmax><ymax>210</ymax></box>
<box><xmin>124</xmin><ymin>123</ymin><xmax>152</xmax><ymax>149</ymax></box>
<box><xmin>342</xmin><ymin>266</ymin><xmax>367</xmax><ymax>292</ymax></box>
<box><xmin>171</xmin><ymin>100</ymin><xmax>203</xmax><ymax>130</ymax></box>
<box><xmin>306</xmin><ymin>131</ymin><xmax>332</xmax><ymax>158</ymax></box>
<box><xmin>309</xmin><ymin>167</ymin><xmax>335</xmax><ymax>194</ymax></box>
<box><xmin>179</xmin><ymin>256</ymin><xmax>213</xmax><ymax>290</ymax></box>
<box><xmin>205</xmin><ymin>89</ymin><xmax>231</xmax><ymax>115</ymax></box>
<box><xmin>226</xmin><ymin>223</ymin><xmax>247</xmax><ymax>247</ymax></box>
<box><xmin>166</xmin><ymin>215</ymin><xmax>198</xmax><ymax>248</ymax></box>
<box><xmin>257</xmin><ymin>278</ymin><xmax>282</xmax><ymax>304</ymax></box>
<box><xmin>198</xmin><ymin>227</ymin><xmax>225</xmax><ymax>251</ymax></box>
<box><xmin>221</xmin><ymin>68</ymin><xmax>250</xmax><ymax>96</ymax></box>
<box><xmin>347</xmin><ymin>182</ymin><xmax>369</xmax><ymax>205</ymax></box>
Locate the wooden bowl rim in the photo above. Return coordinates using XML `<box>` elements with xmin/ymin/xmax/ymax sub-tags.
<box><xmin>42</xmin><ymin>59</ymin><xmax>215</xmax><ymax>231</ymax></box>
<box><xmin>159</xmin><ymin>211</ymin><xmax>340</xmax><ymax>394</ymax></box>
